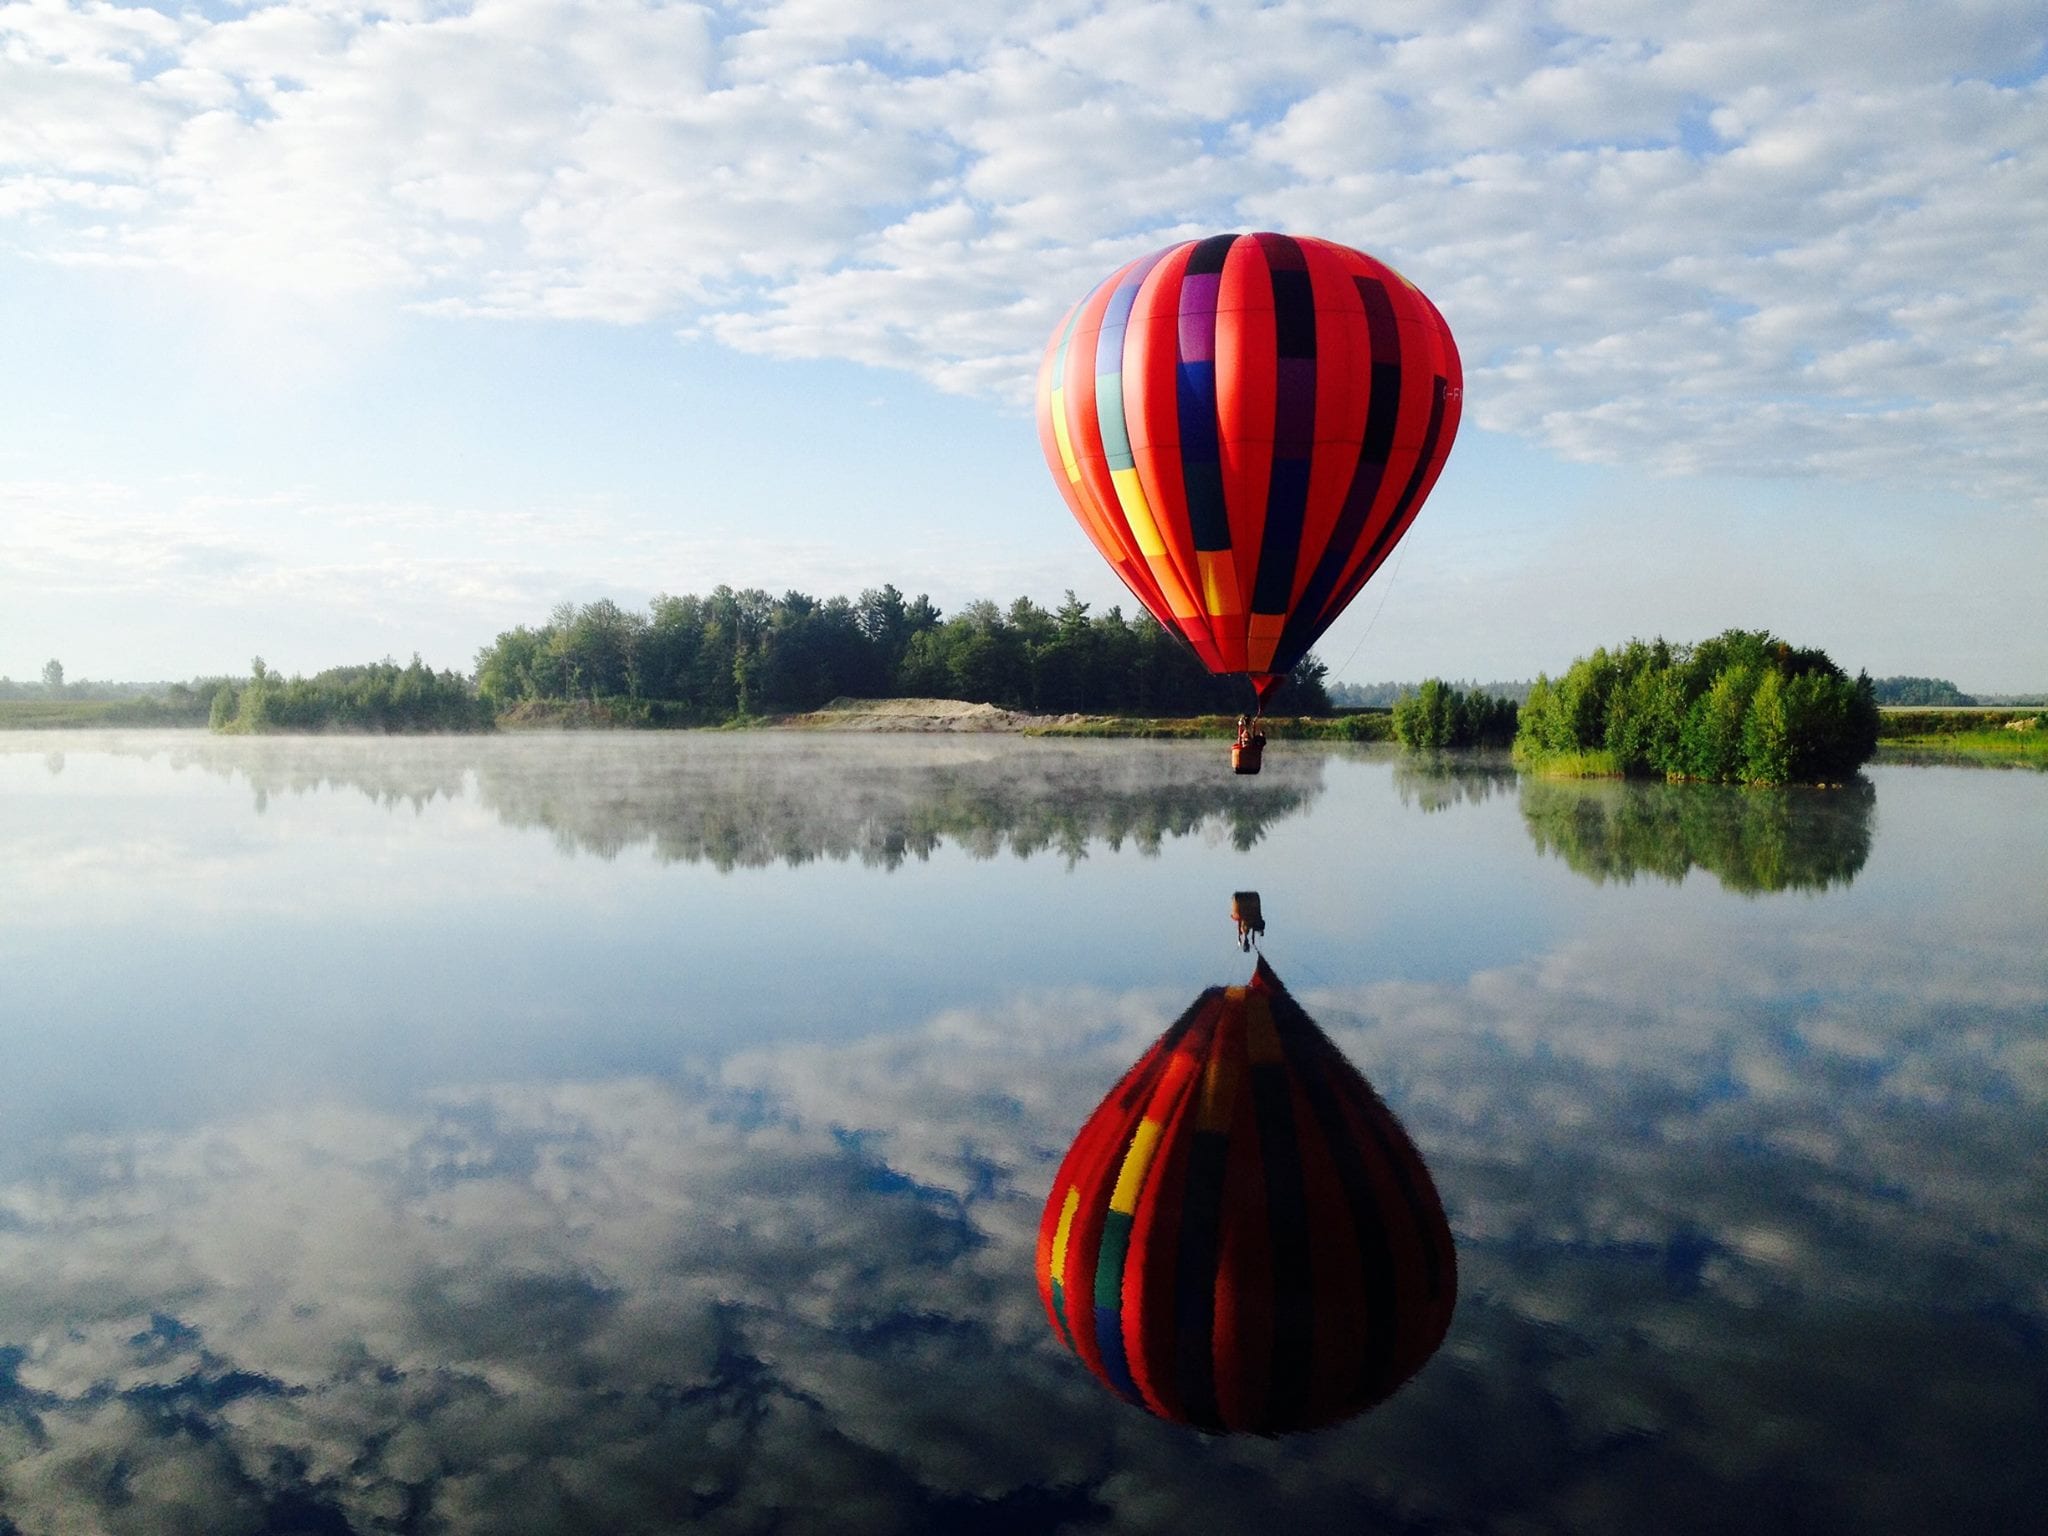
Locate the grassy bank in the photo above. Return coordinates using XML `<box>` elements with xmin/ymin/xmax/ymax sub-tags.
<box><xmin>1516</xmin><ymin>718</ymin><xmax>2048</xmax><ymax>773</ymax></box>
<box><xmin>494</xmin><ymin>698</ymin><xmax>714</xmax><ymax>729</ymax></box>
<box><xmin>0</xmin><ymin>698</ymin><xmax>211</xmax><ymax>730</ymax></box>
<box><xmin>1027</xmin><ymin>711</ymin><xmax>1393</xmax><ymax>742</ymax></box>
<box><xmin>1875</xmin><ymin>729</ymin><xmax>2048</xmax><ymax>768</ymax></box>
<box><xmin>1874</xmin><ymin>707</ymin><xmax>2048</xmax><ymax>768</ymax></box>
<box><xmin>1876</xmin><ymin>707</ymin><xmax>2043</xmax><ymax>736</ymax></box>
<box><xmin>495</xmin><ymin>698</ymin><xmax>1397</xmax><ymax>740</ymax></box>
<box><xmin>1511</xmin><ymin>746</ymin><xmax>1623</xmax><ymax>778</ymax></box>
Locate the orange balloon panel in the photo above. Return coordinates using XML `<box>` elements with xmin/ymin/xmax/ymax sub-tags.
<box><xmin>1036</xmin><ymin>233</ymin><xmax>1462</xmax><ymax>700</ymax></box>
<box><xmin>1036</xmin><ymin>958</ymin><xmax>1456</xmax><ymax>1434</ymax></box>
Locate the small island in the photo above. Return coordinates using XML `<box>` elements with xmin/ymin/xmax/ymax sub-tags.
<box><xmin>1512</xmin><ymin>629</ymin><xmax>1880</xmax><ymax>786</ymax></box>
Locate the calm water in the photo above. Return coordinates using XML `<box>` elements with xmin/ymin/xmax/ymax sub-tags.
<box><xmin>3</xmin><ymin>732</ymin><xmax>2044</xmax><ymax>1535</ymax></box>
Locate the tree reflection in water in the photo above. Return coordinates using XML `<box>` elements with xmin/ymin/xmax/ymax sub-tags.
<box><xmin>77</xmin><ymin>733</ymin><xmax>1326</xmax><ymax>867</ymax></box>
<box><xmin>471</xmin><ymin>738</ymin><xmax>1325</xmax><ymax>868</ymax></box>
<box><xmin>1391</xmin><ymin>753</ymin><xmax>1519</xmax><ymax>814</ymax></box>
<box><xmin>1519</xmin><ymin>776</ymin><xmax>1875</xmax><ymax>894</ymax></box>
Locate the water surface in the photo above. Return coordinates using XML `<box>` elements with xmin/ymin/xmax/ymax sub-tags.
<box><xmin>3</xmin><ymin>732</ymin><xmax>2043</xmax><ymax>1534</ymax></box>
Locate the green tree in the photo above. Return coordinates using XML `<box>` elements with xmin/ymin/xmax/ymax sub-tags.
<box><xmin>1278</xmin><ymin>655</ymin><xmax>1333</xmax><ymax>715</ymax></box>
<box><xmin>1518</xmin><ymin>676</ymin><xmax>1563</xmax><ymax>753</ymax></box>
<box><xmin>1740</xmin><ymin>667</ymin><xmax>1790</xmax><ymax>784</ymax></box>
<box><xmin>475</xmin><ymin>626</ymin><xmax>547</xmax><ymax>708</ymax></box>
<box><xmin>1682</xmin><ymin>662</ymin><xmax>1755</xmax><ymax>782</ymax></box>
<box><xmin>1556</xmin><ymin>646</ymin><xmax>1617</xmax><ymax>747</ymax></box>
<box><xmin>1031</xmin><ymin>592</ymin><xmax>1097</xmax><ymax>711</ymax></box>
<box><xmin>1606</xmin><ymin>664</ymin><xmax>1684</xmax><ymax>774</ymax></box>
<box><xmin>1393</xmin><ymin>679</ymin><xmax>1450</xmax><ymax>748</ymax></box>
<box><xmin>41</xmin><ymin>659</ymin><xmax>64</xmax><ymax>695</ymax></box>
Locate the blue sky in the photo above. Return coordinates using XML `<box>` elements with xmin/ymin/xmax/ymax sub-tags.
<box><xmin>3</xmin><ymin>0</ymin><xmax>2044</xmax><ymax>690</ymax></box>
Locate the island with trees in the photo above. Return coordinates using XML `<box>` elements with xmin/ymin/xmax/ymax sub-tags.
<box><xmin>1512</xmin><ymin>629</ymin><xmax>1881</xmax><ymax>785</ymax></box>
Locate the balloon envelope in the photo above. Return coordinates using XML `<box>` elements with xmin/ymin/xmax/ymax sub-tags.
<box><xmin>1037</xmin><ymin>958</ymin><xmax>1456</xmax><ymax>1433</ymax></box>
<box><xmin>1036</xmin><ymin>232</ymin><xmax>1462</xmax><ymax>700</ymax></box>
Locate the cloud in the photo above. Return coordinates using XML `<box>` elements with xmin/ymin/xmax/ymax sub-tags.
<box><xmin>0</xmin><ymin>473</ymin><xmax>968</xmax><ymax>675</ymax></box>
<box><xmin>2</xmin><ymin>0</ymin><xmax>2043</xmax><ymax>500</ymax></box>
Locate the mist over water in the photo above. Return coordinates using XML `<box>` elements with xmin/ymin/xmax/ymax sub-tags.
<box><xmin>2</xmin><ymin>732</ymin><xmax>2043</xmax><ymax>1534</ymax></box>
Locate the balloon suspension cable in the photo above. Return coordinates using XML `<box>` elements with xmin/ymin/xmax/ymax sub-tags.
<box><xmin>1330</xmin><ymin>541</ymin><xmax>1413</xmax><ymax>686</ymax></box>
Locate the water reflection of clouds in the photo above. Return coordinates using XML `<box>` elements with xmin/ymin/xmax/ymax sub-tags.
<box><xmin>4</xmin><ymin>916</ymin><xmax>2043</xmax><ymax>1533</ymax></box>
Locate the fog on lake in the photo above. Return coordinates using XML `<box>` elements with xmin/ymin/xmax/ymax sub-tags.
<box><xmin>2</xmin><ymin>731</ymin><xmax>2043</xmax><ymax>1535</ymax></box>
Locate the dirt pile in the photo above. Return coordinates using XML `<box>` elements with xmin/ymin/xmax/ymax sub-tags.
<box><xmin>782</xmin><ymin>698</ymin><xmax>1081</xmax><ymax>732</ymax></box>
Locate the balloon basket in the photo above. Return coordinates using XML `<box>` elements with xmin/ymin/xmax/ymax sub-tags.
<box><xmin>1231</xmin><ymin>739</ymin><xmax>1264</xmax><ymax>775</ymax></box>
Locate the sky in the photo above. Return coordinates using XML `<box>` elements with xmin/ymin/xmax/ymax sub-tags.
<box><xmin>2</xmin><ymin>0</ymin><xmax>2044</xmax><ymax>691</ymax></box>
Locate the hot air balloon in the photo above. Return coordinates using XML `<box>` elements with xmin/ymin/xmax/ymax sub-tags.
<box><xmin>1036</xmin><ymin>232</ymin><xmax>1462</xmax><ymax>753</ymax></box>
<box><xmin>1036</xmin><ymin>956</ymin><xmax>1455</xmax><ymax>1434</ymax></box>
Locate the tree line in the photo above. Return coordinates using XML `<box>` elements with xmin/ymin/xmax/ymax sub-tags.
<box><xmin>1870</xmin><ymin>675</ymin><xmax>1974</xmax><ymax>706</ymax></box>
<box><xmin>1391</xmin><ymin>679</ymin><xmax>1519</xmax><ymax>749</ymax></box>
<box><xmin>210</xmin><ymin>656</ymin><xmax>491</xmax><ymax>733</ymax></box>
<box><xmin>1331</xmin><ymin>677</ymin><xmax>1530</xmax><ymax>708</ymax></box>
<box><xmin>472</xmin><ymin>586</ymin><xmax>1330</xmax><ymax>720</ymax></box>
<box><xmin>1514</xmin><ymin>629</ymin><xmax>1880</xmax><ymax>785</ymax></box>
<box><xmin>1</xmin><ymin>659</ymin><xmax>219</xmax><ymax>708</ymax></box>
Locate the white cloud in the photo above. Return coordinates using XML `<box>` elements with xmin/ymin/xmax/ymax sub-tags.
<box><xmin>2</xmin><ymin>1</ymin><xmax>2043</xmax><ymax>501</ymax></box>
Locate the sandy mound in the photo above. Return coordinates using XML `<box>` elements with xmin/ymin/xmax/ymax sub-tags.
<box><xmin>783</xmin><ymin>697</ymin><xmax>1070</xmax><ymax>732</ymax></box>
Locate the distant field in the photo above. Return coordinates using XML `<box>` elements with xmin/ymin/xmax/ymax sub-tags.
<box><xmin>1876</xmin><ymin>730</ymin><xmax>2048</xmax><ymax>769</ymax></box>
<box><xmin>1874</xmin><ymin>707</ymin><xmax>2048</xmax><ymax>768</ymax></box>
<box><xmin>1877</xmin><ymin>707</ymin><xmax>2043</xmax><ymax>733</ymax></box>
<box><xmin>0</xmin><ymin>699</ymin><xmax>210</xmax><ymax>729</ymax></box>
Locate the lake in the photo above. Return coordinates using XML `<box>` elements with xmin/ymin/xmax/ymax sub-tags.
<box><xmin>3</xmin><ymin>731</ymin><xmax>2044</xmax><ymax>1535</ymax></box>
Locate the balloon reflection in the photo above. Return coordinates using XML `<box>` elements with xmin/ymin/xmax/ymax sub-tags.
<box><xmin>1039</xmin><ymin>955</ymin><xmax>1454</xmax><ymax>1433</ymax></box>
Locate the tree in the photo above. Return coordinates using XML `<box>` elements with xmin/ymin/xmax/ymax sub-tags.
<box><xmin>1278</xmin><ymin>655</ymin><xmax>1333</xmax><ymax>716</ymax></box>
<box><xmin>475</xmin><ymin>626</ymin><xmax>547</xmax><ymax>708</ymax></box>
<box><xmin>1032</xmin><ymin>592</ymin><xmax>1097</xmax><ymax>711</ymax></box>
<box><xmin>41</xmin><ymin>659</ymin><xmax>63</xmax><ymax>695</ymax></box>
<box><xmin>1740</xmin><ymin>668</ymin><xmax>1790</xmax><ymax>784</ymax></box>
